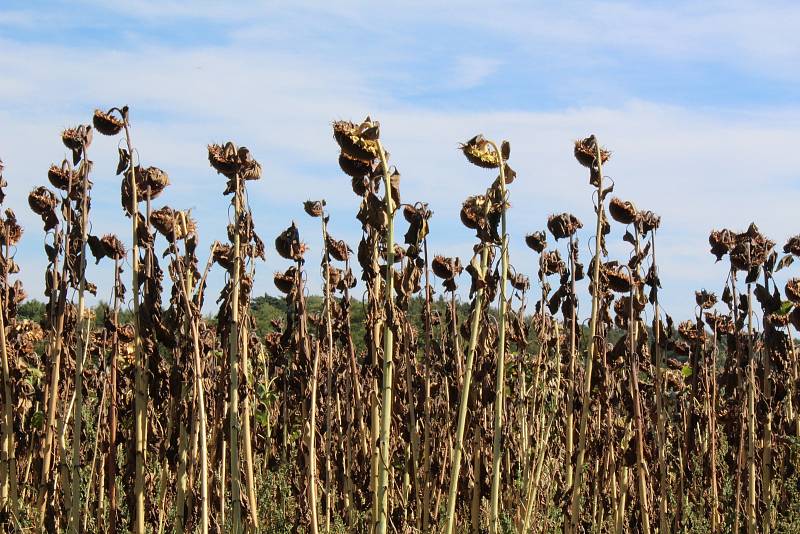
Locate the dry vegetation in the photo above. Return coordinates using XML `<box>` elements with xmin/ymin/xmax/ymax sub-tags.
<box><xmin>0</xmin><ymin>108</ymin><xmax>798</xmax><ymax>533</ymax></box>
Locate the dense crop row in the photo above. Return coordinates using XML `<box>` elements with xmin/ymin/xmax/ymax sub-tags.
<box><xmin>0</xmin><ymin>108</ymin><xmax>798</xmax><ymax>533</ymax></box>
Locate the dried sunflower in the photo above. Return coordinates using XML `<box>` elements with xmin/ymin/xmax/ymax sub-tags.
<box><xmin>541</xmin><ymin>250</ymin><xmax>565</xmax><ymax>276</ymax></box>
<box><xmin>547</xmin><ymin>213</ymin><xmax>583</xmax><ymax>240</ymax></box>
<box><xmin>93</xmin><ymin>108</ymin><xmax>124</xmax><ymax>136</ymax></box>
<box><xmin>784</xmin><ymin>235</ymin><xmax>800</xmax><ymax>256</ymax></box>
<box><xmin>460</xmin><ymin>134</ymin><xmax>501</xmax><ymax>169</ymax></box>
<box><xmin>274</xmin><ymin>268</ymin><xmax>297</xmax><ymax>294</ymax></box>
<box><xmin>326</xmin><ymin>235</ymin><xmax>351</xmax><ymax>262</ymax></box>
<box><xmin>574</xmin><ymin>135</ymin><xmax>610</xmax><ymax>168</ymax></box>
<box><xmin>432</xmin><ymin>255</ymin><xmax>462</xmax><ymax>280</ymax></box>
<box><xmin>609</xmin><ymin>197</ymin><xmax>638</xmax><ymax>225</ymax></box>
<box><xmin>28</xmin><ymin>186</ymin><xmax>59</xmax><ymax>231</ymax></box>
<box><xmin>48</xmin><ymin>161</ymin><xmax>75</xmax><ymax>191</ymax></box>
<box><xmin>525</xmin><ymin>231</ymin><xmax>547</xmax><ymax>253</ymax></box>
<box><xmin>637</xmin><ymin>210</ymin><xmax>661</xmax><ymax>233</ymax></box>
<box><xmin>786</xmin><ymin>278</ymin><xmax>800</xmax><ymax>304</ymax></box>
<box><xmin>275</xmin><ymin>222</ymin><xmax>306</xmax><ymax>261</ymax></box>
<box><xmin>303</xmin><ymin>200</ymin><xmax>325</xmax><ymax>218</ymax></box>
<box><xmin>339</xmin><ymin>152</ymin><xmax>372</xmax><ymax>180</ymax></box>
<box><xmin>729</xmin><ymin>224</ymin><xmax>774</xmax><ymax>271</ymax></box>
<box><xmin>709</xmin><ymin>229</ymin><xmax>736</xmax><ymax>261</ymax></box>
<box><xmin>603</xmin><ymin>264</ymin><xmax>633</xmax><ymax>293</ymax></box>
<box><xmin>695</xmin><ymin>290</ymin><xmax>717</xmax><ymax>310</ymax></box>
<box><xmin>332</xmin><ymin>118</ymin><xmax>381</xmax><ymax>163</ymax></box>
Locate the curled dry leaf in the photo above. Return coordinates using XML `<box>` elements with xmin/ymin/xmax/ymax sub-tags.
<box><xmin>695</xmin><ymin>289</ymin><xmax>717</xmax><ymax>310</ymax></box>
<box><xmin>786</xmin><ymin>278</ymin><xmax>800</xmax><ymax>304</ymax></box>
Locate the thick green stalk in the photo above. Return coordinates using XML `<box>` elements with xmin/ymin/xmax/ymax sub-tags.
<box><xmin>230</xmin><ymin>172</ymin><xmax>243</xmax><ymax>533</ymax></box>
<box><xmin>569</xmin><ymin>139</ymin><xmax>606</xmax><ymax>533</ymax></box>
<box><xmin>70</xmin><ymin>141</ymin><xmax>92</xmax><ymax>533</ymax></box>
<box><xmin>488</xmin><ymin>141</ymin><xmax>509</xmax><ymax>532</ymax></box>
<box><xmin>444</xmin><ymin>243</ymin><xmax>490</xmax><ymax>534</ymax></box>
<box><xmin>375</xmin><ymin>140</ymin><xmax>395</xmax><ymax>534</ymax></box>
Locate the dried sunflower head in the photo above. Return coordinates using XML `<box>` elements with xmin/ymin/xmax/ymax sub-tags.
<box><xmin>547</xmin><ymin>213</ymin><xmax>583</xmax><ymax>240</ymax></box>
<box><xmin>100</xmin><ymin>234</ymin><xmax>126</xmax><ymax>260</ymax></box>
<box><xmin>275</xmin><ymin>222</ymin><xmax>306</xmax><ymax>261</ymax></box>
<box><xmin>0</xmin><ymin>210</ymin><xmax>23</xmax><ymax>247</ymax></box>
<box><xmin>61</xmin><ymin>125</ymin><xmax>92</xmax><ymax>164</ymax></box>
<box><xmin>150</xmin><ymin>206</ymin><xmax>177</xmax><ymax>239</ymax></box>
<box><xmin>28</xmin><ymin>186</ymin><xmax>58</xmax><ymax>232</ymax></box>
<box><xmin>339</xmin><ymin>153</ymin><xmax>372</xmax><ymax>180</ymax></box>
<box><xmin>326</xmin><ymin>234</ymin><xmax>351</xmax><ymax>262</ymax></box>
<box><xmin>525</xmin><ymin>231</ymin><xmax>547</xmax><ymax>253</ymax></box>
<box><xmin>460</xmin><ymin>134</ymin><xmax>500</xmax><ymax>169</ymax></box>
<box><xmin>784</xmin><ymin>235</ymin><xmax>800</xmax><ymax>256</ymax></box>
<box><xmin>574</xmin><ymin>135</ymin><xmax>610</xmax><ymax>169</ymax></box>
<box><xmin>709</xmin><ymin>229</ymin><xmax>735</xmax><ymax>261</ymax></box>
<box><xmin>274</xmin><ymin>267</ymin><xmax>297</xmax><ymax>294</ymax></box>
<box><xmin>212</xmin><ymin>242</ymin><xmax>234</xmax><ymax>271</ymax></box>
<box><xmin>432</xmin><ymin>255</ymin><xmax>462</xmax><ymax>281</ymax></box>
<box><xmin>637</xmin><ymin>210</ymin><xmax>661</xmax><ymax>234</ymax></box>
<box><xmin>603</xmin><ymin>263</ymin><xmax>633</xmax><ymax>293</ymax></box>
<box><xmin>48</xmin><ymin>161</ymin><xmax>75</xmax><ymax>191</ymax></box>
<box><xmin>93</xmin><ymin>108</ymin><xmax>124</xmax><ymax>136</ymax></box>
<box><xmin>332</xmin><ymin>118</ymin><xmax>381</xmax><ymax>163</ymax></box>
<box><xmin>729</xmin><ymin>223</ymin><xmax>774</xmax><ymax>271</ymax></box>
<box><xmin>609</xmin><ymin>197</ymin><xmax>638</xmax><ymax>225</ymax></box>
<box><xmin>678</xmin><ymin>320</ymin><xmax>705</xmax><ymax>343</ymax></box>
<box><xmin>704</xmin><ymin>312</ymin><xmax>733</xmax><ymax>335</ymax></box>
<box><xmin>786</xmin><ymin>278</ymin><xmax>800</xmax><ymax>304</ymax></box>
<box><xmin>695</xmin><ymin>289</ymin><xmax>717</xmax><ymax>310</ymax></box>
<box><xmin>510</xmin><ymin>271</ymin><xmax>530</xmax><ymax>291</ymax></box>
<box><xmin>540</xmin><ymin>250</ymin><xmax>565</xmax><ymax>276</ymax></box>
<box><xmin>303</xmin><ymin>200</ymin><xmax>325</xmax><ymax>218</ymax></box>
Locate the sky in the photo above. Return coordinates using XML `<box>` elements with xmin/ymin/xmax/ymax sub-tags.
<box><xmin>0</xmin><ymin>0</ymin><xmax>798</xmax><ymax>320</ymax></box>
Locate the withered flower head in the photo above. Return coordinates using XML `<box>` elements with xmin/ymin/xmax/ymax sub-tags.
<box><xmin>28</xmin><ymin>186</ymin><xmax>57</xmax><ymax>216</ymax></box>
<box><xmin>150</xmin><ymin>206</ymin><xmax>177</xmax><ymax>238</ymax></box>
<box><xmin>61</xmin><ymin>125</ymin><xmax>93</xmax><ymax>159</ymax></box>
<box><xmin>460</xmin><ymin>134</ymin><xmax>500</xmax><ymax>169</ymax></box>
<box><xmin>275</xmin><ymin>222</ymin><xmax>306</xmax><ymax>261</ymax></box>
<box><xmin>704</xmin><ymin>312</ymin><xmax>733</xmax><ymax>334</ymax></box>
<box><xmin>603</xmin><ymin>263</ymin><xmax>632</xmax><ymax>293</ymax></box>
<box><xmin>784</xmin><ymin>235</ymin><xmax>800</xmax><ymax>256</ymax></box>
<box><xmin>326</xmin><ymin>234</ymin><xmax>351</xmax><ymax>262</ymax></box>
<box><xmin>709</xmin><ymin>229</ymin><xmax>735</xmax><ymax>261</ymax></box>
<box><xmin>28</xmin><ymin>186</ymin><xmax>59</xmax><ymax>231</ymax></box>
<box><xmin>786</xmin><ymin>278</ymin><xmax>800</xmax><ymax>304</ymax></box>
<box><xmin>547</xmin><ymin>213</ymin><xmax>583</xmax><ymax>240</ymax></box>
<box><xmin>48</xmin><ymin>160</ymin><xmax>75</xmax><ymax>191</ymax></box>
<box><xmin>87</xmin><ymin>234</ymin><xmax>126</xmax><ymax>263</ymax></box>
<box><xmin>678</xmin><ymin>320</ymin><xmax>705</xmax><ymax>343</ymax></box>
<box><xmin>303</xmin><ymin>200</ymin><xmax>325</xmax><ymax>218</ymax></box>
<box><xmin>93</xmin><ymin>108</ymin><xmax>124</xmax><ymax>136</ymax></box>
<box><xmin>609</xmin><ymin>197</ymin><xmax>638</xmax><ymax>225</ymax></box>
<box><xmin>0</xmin><ymin>210</ymin><xmax>23</xmax><ymax>247</ymax></box>
<box><xmin>212</xmin><ymin>243</ymin><xmax>234</xmax><ymax>271</ymax></box>
<box><xmin>729</xmin><ymin>223</ymin><xmax>774</xmax><ymax>271</ymax></box>
<box><xmin>573</xmin><ymin>135</ymin><xmax>610</xmax><ymax>168</ymax></box>
<box><xmin>100</xmin><ymin>234</ymin><xmax>126</xmax><ymax>260</ymax></box>
<box><xmin>273</xmin><ymin>267</ymin><xmax>297</xmax><ymax>294</ymax></box>
<box><xmin>208</xmin><ymin>142</ymin><xmax>262</xmax><ymax>181</ymax></box>
<box><xmin>431</xmin><ymin>255</ymin><xmax>462</xmax><ymax>280</ymax></box>
<box><xmin>339</xmin><ymin>153</ymin><xmax>372</xmax><ymax>180</ymax></box>
<box><xmin>637</xmin><ymin>210</ymin><xmax>661</xmax><ymax>233</ymax></box>
<box><xmin>151</xmin><ymin>207</ymin><xmax>195</xmax><ymax>241</ymax></box>
<box><xmin>121</xmin><ymin>166</ymin><xmax>170</xmax><ymax>215</ymax></box>
<box><xmin>695</xmin><ymin>289</ymin><xmax>717</xmax><ymax>310</ymax></box>
<box><xmin>510</xmin><ymin>271</ymin><xmax>530</xmax><ymax>291</ymax></box>
<box><xmin>332</xmin><ymin>118</ymin><xmax>381</xmax><ymax>163</ymax></box>
<box><xmin>541</xmin><ymin>250</ymin><xmax>565</xmax><ymax>276</ymax></box>
<box><xmin>525</xmin><ymin>231</ymin><xmax>547</xmax><ymax>253</ymax></box>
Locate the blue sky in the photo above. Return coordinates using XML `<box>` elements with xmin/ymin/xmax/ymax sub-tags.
<box><xmin>1</xmin><ymin>1</ymin><xmax>799</xmax><ymax>318</ymax></box>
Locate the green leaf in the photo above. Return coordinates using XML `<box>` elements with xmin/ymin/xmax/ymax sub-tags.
<box><xmin>779</xmin><ymin>301</ymin><xmax>794</xmax><ymax>316</ymax></box>
<box><xmin>681</xmin><ymin>365</ymin><xmax>693</xmax><ymax>378</ymax></box>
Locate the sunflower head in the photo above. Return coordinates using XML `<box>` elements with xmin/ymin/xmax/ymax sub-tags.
<box><xmin>93</xmin><ymin>108</ymin><xmax>124</xmax><ymax>136</ymax></box>
<box><xmin>333</xmin><ymin>118</ymin><xmax>381</xmax><ymax>163</ymax></box>
<box><xmin>460</xmin><ymin>134</ymin><xmax>501</xmax><ymax>169</ymax></box>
